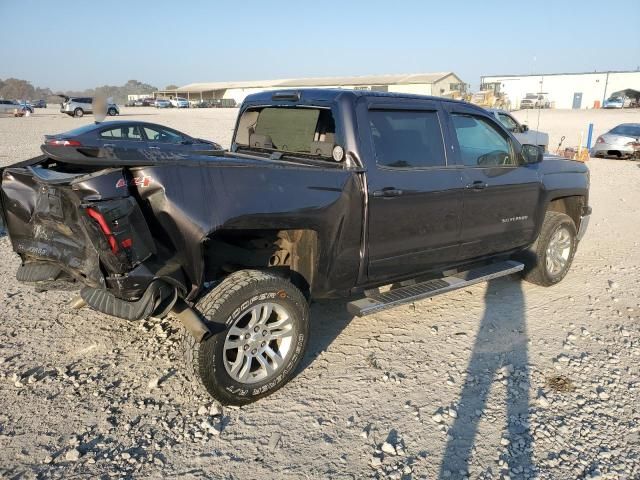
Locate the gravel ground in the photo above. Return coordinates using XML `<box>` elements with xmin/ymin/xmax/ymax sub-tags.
<box><xmin>0</xmin><ymin>106</ymin><xmax>639</xmax><ymax>480</ymax></box>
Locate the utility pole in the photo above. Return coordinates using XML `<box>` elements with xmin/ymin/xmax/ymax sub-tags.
<box><xmin>602</xmin><ymin>71</ymin><xmax>610</xmax><ymax>105</ymax></box>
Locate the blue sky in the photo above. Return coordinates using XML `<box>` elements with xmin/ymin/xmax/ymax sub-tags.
<box><xmin>1</xmin><ymin>0</ymin><xmax>638</xmax><ymax>90</ymax></box>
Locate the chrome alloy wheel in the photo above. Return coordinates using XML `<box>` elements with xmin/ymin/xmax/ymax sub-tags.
<box><xmin>546</xmin><ymin>226</ymin><xmax>572</xmax><ymax>276</ymax></box>
<box><xmin>223</xmin><ymin>302</ymin><xmax>295</xmax><ymax>384</ymax></box>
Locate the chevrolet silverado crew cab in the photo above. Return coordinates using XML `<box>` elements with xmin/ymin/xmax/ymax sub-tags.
<box><xmin>0</xmin><ymin>89</ymin><xmax>591</xmax><ymax>405</ymax></box>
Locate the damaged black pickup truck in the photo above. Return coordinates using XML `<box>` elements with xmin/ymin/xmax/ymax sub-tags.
<box><xmin>0</xmin><ymin>89</ymin><xmax>591</xmax><ymax>405</ymax></box>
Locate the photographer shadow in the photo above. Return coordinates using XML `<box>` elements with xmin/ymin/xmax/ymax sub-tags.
<box><xmin>439</xmin><ymin>278</ymin><xmax>533</xmax><ymax>479</ymax></box>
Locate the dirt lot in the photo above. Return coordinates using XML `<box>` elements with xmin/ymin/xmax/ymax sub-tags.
<box><xmin>1</xmin><ymin>106</ymin><xmax>639</xmax><ymax>480</ymax></box>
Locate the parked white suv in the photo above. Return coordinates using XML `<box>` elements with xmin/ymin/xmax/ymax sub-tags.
<box><xmin>170</xmin><ymin>97</ymin><xmax>190</xmax><ymax>108</ymax></box>
<box><xmin>59</xmin><ymin>96</ymin><xmax>120</xmax><ymax>118</ymax></box>
<box><xmin>520</xmin><ymin>93</ymin><xmax>550</xmax><ymax>109</ymax></box>
<box><xmin>488</xmin><ymin>109</ymin><xmax>549</xmax><ymax>151</ymax></box>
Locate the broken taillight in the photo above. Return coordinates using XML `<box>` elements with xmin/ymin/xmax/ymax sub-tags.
<box><xmin>86</xmin><ymin>207</ymin><xmax>119</xmax><ymax>253</ymax></box>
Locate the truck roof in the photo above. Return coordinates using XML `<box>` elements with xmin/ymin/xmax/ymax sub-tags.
<box><xmin>242</xmin><ymin>88</ymin><xmax>482</xmax><ymax>111</ymax></box>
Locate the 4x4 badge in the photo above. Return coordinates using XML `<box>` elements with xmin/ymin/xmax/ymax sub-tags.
<box><xmin>116</xmin><ymin>175</ymin><xmax>153</xmax><ymax>188</ymax></box>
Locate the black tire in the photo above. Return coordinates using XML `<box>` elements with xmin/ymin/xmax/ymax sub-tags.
<box><xmin>108</xmin><ymin>107</ymin><xmax>117</xmax><ymax>116</ymax></box>
<box><xmin>182</xmin><ymin>270</ymin><xmax>309</xmax><ymax>405</ymax></box>
<box><xmin>519</xmin><ymin>211</ymin><xmax>577</xmax><ymax>286</ymax></box>
<box><xmin>74</xmin><ymin>108</ymin><xmax>83</xmax><ymax>118</ymax></box>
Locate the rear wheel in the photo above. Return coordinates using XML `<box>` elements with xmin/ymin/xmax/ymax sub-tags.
<box><xmin>107</xmin><ymin>107</ymin><xmax>117</xmax><ymax>116</ymax></box>
<box><xmin>74</xmin><ymin>108</ymin><xmax>84</xmax><ymax>118</ymax></box>
<box><xmin>182</xmin><ymin>270</ymin><xmax>309</xmax><ymax>405</ymax></box>
<box><xmin>519</xmin><ymin>211</ymin><xmax>577</xmax><ymax>286</ymax></box>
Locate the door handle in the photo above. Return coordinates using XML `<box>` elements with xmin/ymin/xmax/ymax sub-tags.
<box><xmin>102</xmin><ymin>143</ymin><xmax>115</xmax><ymax>148</ymax></box>
<box><xmin>466</xmin><ymin>181</ymin><xmax>488</xmax><ymax>190</ymax></box>
<box><xmin>372</xmin><ymin>188</ymin><xmax>404</xmax><ymax>198</ymax></box>
<box><xmin>148</xmin><ymin>146</ymin><xmax>160</xmax><ymax>150</ymax></box>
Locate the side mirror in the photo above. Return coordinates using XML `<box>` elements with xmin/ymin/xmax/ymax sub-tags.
<box><xmin>521</xmin><ymin>144</ymin><xmax>543</xmax><ymax>164</ymax></box>
<box><xmin>520</xmin><ymin>124</ymin><xmax>529</xmax><ymax>133</ymax></box>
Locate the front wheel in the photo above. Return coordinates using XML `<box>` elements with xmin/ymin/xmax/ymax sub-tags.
<box><xmin>518</xmin><ymin>211</ymin><xmax>577</xmax><ymax>286</ymax></box>
<box><xmin>182</xmin><ymin>270</ymin><xmax>309</xmax><ymax>405</ymax></box>
<box><xmin>74</xmin><ymin>108</ymin><xmax>84</xmax><ymax>117</ymax></box>
<box><xmin>107</xmin><ymin>107</ymin><xmax>117</xmax><ymax>116</ymax></box>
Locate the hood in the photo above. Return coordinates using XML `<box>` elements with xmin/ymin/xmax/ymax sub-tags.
<box><xmin>601</xmin><ymin>133</ymin><xmax>638</xmax><ymax>145</ymax></box>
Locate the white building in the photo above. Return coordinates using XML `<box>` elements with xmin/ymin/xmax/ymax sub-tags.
<box><xmin>481</xmin><ymin>70</ymin><xmax>640</xmax><ymax>109</ymax></box>
<box><xmin>155</xmin><ymin>72</ymin><xmax>466</xmax><ymax>105</ymax></box>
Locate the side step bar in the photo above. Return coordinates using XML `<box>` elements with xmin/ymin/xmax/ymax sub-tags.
<box><xmin>347</xmin><ymin>260</ymin><xmax>524</xmax><ymax>317</ymax></box>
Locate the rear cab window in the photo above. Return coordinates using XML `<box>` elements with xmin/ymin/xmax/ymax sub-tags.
<box><xmin>234</xmin><ymin>106</ymin><xmax>338</xmax><ymax>161</ymax></box>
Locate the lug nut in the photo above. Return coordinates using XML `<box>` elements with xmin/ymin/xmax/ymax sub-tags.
<box><xmin>244</xmin><ymin>333</ymin><xmax>250</xmax><ymax>340</ymax></box>
<box><xmin>251</xmin><ymin>348</ymin><xmax>257</xmax><ymax>355</ymax></box>
<box><xmin>254</xmin><ymin>326</ymin><xmax>260</xmax><ymax>333</ymax></box>
<box><xmin>243</xmin><ymin>344</ymin><xmax>249</xmax><ymax>351</ymax></box>
<box><xmin>261</xmin><ymin>341</ymin><xmax>266</xmax><ymax>347</ymax></box>
<box><xmin>262</xmin><ymin>330</ymin><xmax>268</xmax><ymax>336</ymax></box>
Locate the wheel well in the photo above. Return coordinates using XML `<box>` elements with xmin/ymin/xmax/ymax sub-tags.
<box><xmin>203</xmin><ymin>229</ymin><xmax>318</xmax><ymax>296</ymax></box>
<box><xmin>547</xmin><ymin>196</ymin><xmax>585</xmax><ymax>228</ymax></box>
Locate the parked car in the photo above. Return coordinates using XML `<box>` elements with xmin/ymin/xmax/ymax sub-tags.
<box><xmin>170</xmin><ymin>97</ymin><xmax>190</xmax><ymax>108</ymax></box>
<box><xmin>0</xmin><ymin>99</ymin><xmax>27</xmax><ymax>116</ymax></box>
<box><xmin>58</xmin><ymin>96</ymin><xmax>120</xmax><ymax>118</ymax></box>
<box><xmin>32</xmin><ymin>99</ymin><xmax>47</xmax><ymax>108</ymax></box>
<box><xmin>0</xmin><ymin>89</ymin><xmax>591</xmax><ymax>405</ymax></box>
<box><xmin>155</xmin><ymin>98</ymin><xmax>171</xmax><ymax>108</ymax></box>
<box><xmin>602</xmin><ymin>96</ymin><xmax>631</xmax><ymax>109</ymax></box>
<box><xmin>590</xmin><ymin>123</ymin><xmax>640</xmax><ymax>159</ymax></box>
<box><xmin>193</xmin><ymin>100</ymin><xmax>212</xmax><ymax>108</ymax></box>
<box><xmin>142</xmin><ymin>98</ymin><xmax>156</xmax><ymax>107</ymax></box>
<box><xmin>488</xmin><ymin>109</ymin><xmax>549</xmax><ymax>151</ymax></box>
<box><xmin>520</xmin><ymin>93</ymin><xmax>550</xmax><ymax>109</ymax></box>
<box><xmin>18</xmin><ymin>101</ymin><xmax>34</xmax><ymax>114</ymax></box>
<box><xmin>40</xmin><ymin>121</ymin><xmax>223</xmax><ymax>161</ymax></box>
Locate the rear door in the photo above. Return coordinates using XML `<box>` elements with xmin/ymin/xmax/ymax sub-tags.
<box><xmin>444</xmin><ymin>103</ymin><xmax>543</xmax><ymax>259</ymax></box>
<box><xmin>97</xmin><ymin>124</ymin><xmax>146</xmax><ymax>160</ymax></box>
<box><xmin>361</xmin><ymin>98</ymin><xmax>464</xmax><ymax>282</ymax></box>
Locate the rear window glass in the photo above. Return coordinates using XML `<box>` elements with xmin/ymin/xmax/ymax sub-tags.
<box><xmin>236</xmin><ymin>107</ymin><xmax>336</xmax><ymax>158</ymax></box>
<box><xmin>610</xmin><ymin>124</ymin><xmax>640</xmax><ymax>136</ymax></box>
<box><xmin>369</xmin><ymin>110</ymin><xmax>446</xmax><ymax>168</ymax></box>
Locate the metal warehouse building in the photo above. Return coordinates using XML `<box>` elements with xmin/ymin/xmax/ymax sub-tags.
<box><xmin>481</xmin><ymin>70</ymin><xmax>640</xmax><ymax>110</ymax></box>
<box><xmin>155</xmin><ymin>72</ymin><xmax>465</xmax><ymax>104</ymax></box>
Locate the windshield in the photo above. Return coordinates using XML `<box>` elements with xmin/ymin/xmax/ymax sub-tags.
<box><xmin>235</xmin><ymin>106</ymin><xmax>337</xmax><ymax>159</ymax></box>
<box><xmin>606</xmin><ymin>97</ymin><xmax>622</xmax><ymax>102</ymax></box>
<box><xmin>524</xmin><ymin>94</ymin><xmax>537</xmax><ymax>99</ymax></box>
<box><xmin>610</xmin><ymin>124</ymin><xmax>640</xmax><ymax>137</ymax></box>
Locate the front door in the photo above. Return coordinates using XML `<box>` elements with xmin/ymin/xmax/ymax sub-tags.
<box><xmin>363</xmin><ymin>100</ymin><xmax>464</xmax><ymax>281</ymax></box>
<box><xmin>572</xmin><ymin>92</ymin><xmax>583</xmax><ymax>109</ymax></box>
<box><xmin>445</xmin><ymin>104</ymin><xmax>543</xmax><ymax>260</ymax></box>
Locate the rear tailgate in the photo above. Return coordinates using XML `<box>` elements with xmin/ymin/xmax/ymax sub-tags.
<box><xmin>0</xmin><ymin>162</ymin><xmax>155</xmax><ymax>293</ymax></box>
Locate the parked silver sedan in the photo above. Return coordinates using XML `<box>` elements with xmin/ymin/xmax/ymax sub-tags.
<box><xmin>591</xmin><ymin>123</ymin><xmax>640</xmax><ymax>159</ymax></box>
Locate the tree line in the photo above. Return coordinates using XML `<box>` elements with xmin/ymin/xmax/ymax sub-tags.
<box><xmin>0</xmin><ymin>78</ymin><xmax>161</xmax><ymax>104</ymax></box>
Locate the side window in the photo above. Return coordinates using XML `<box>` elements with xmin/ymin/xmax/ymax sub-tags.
<box><xmin>452</xmin><ymin>114</ymin><xmax>515</xmax><ymax>167</ymax></box>
<box><xmin>497</xmin><ymin>113</ymin><xmax>518</xmax><ymax>131</ymax></box>
<box><xmin>369</xmin><ymin>109</ymin><xmax>446</xmax><ymax>168</ymax></box>
<box><xmin>143</xmin><ymin>126</ymin><xmax>183</xmax><ymax>143</ymax></box>
<box><xmin>99</xmin><ymin>125</ymin><xmax>143</xmax><ymax>140</ymax></box>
